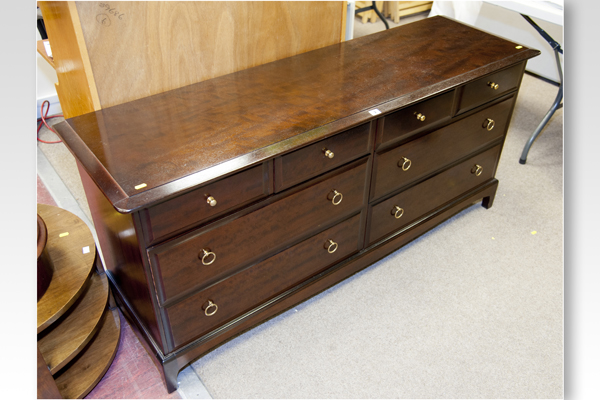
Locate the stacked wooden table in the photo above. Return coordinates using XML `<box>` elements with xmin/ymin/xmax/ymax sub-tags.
<box><xmin>37</xmin><ymin>204</ymin><xmax>120</xmax><ymax>399</ymax></box>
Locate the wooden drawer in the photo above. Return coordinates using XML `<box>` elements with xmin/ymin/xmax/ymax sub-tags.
<box><xmin>144</xmin><ymin>163</ymin><xmax>271</xmax><ymax>243</ymax></box>
<box><xmin>166</xmin><ymin>213</ymin><xmax>363</xmax><ymax>349</ymax></box>
<box><xmin>456</xmin><ymin>63</ymin><xmax>523</xmax><ymax>114</ymax></box>
<box><xmin>371</xmin><ymin>95</ymin><xmax>514</xmax><ymax>200</ymax></box>
<box><xmin>379</xmin><ymin>90</ymin><xmax>454</xmax><ymax>146</ymax></box>
<box><xmin>368</xmin><ymin>145</ymin><xmax>502</xmax><ymax>244</ymax></box>
<box><xmin>274</xmin><ymin>122</ymin><xmax>372</xmax><ymax>192</ymax></box>
<box><xmin>149</xmin><ymin>158</ymin><xmax>368</xmax><ymax>304</ymax></box>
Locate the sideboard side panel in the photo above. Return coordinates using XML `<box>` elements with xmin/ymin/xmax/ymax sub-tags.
<box><xmin>76</xmin><ymin>161</ymin><xmax>165</xmax><ymax>350</ymax></box>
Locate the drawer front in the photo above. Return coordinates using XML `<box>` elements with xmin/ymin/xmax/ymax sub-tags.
<box><xmin>149</xmin><ymin>159</ymin><xmax>368</xmax><ymax>304</ymax></box>
<box><xmin>457</xmin><ymin>63</ymin><xmax>523</xmax><ymax>114</ymax></box>
<box><xmin>368</xmin><ymin>145</ymin><xmax>502</xmax><ymax>244</ymax></box>
<box><xmin>166</xmin><ymin>213</ymin><xmax>363</xmax><ymax>349</ymax></box>
<box><xmin>274</xmin><ymin>122</ymin><xmax>371</xmax><ymax>192</ymax></box>
<box><xmin>380</xmin><ymin>90</ymin><xmax>454</xmax><ymax>146</ymax></box>
<box><xmin>145</xmin><ymin>163</ymin><xmax>270</xmax><ymax>243</ymax></box>
<box><xmin>371</xmin><ymin>96</ymin><xmax>514</xmax><ymax>200</ymax></box>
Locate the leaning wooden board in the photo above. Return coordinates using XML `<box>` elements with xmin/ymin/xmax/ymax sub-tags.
<box><xmin>54</xmin><ymin>16</ymin><xmax>539</xmax><ymax>392</ymax></box>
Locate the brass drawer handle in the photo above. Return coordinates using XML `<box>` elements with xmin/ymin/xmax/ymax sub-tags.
<box><xmin>331</xmin><ymin>190</ymin><xmax>343</xmax><ymax>205</ymax></box>
<box><xmin>204</xmin><ymin>300</ymin><xmax>218</xmax><ymax>317</ymax></box>
<box><xmin>415</xmin><ymin>112</ymin><xmax>426</xmax><ymax>122</ymax></box>
<box><xmin>484</xmin><ymin>118</ymin><xmax>495</xmax><ymax>131</ymax></box>
<box><xmin>472</xmin><ymin>164</ymin><xmax>483</xmax><ymax>176</ymax></box>
<box><xmin>200</xmin><ymin>249</ymin><xmax>216</xmax><ymax>265</ymax></box>
<box><xmin>488</xmin><ymin>81</ymin><xmax>499</xmax><ymax>90</ymax></box>
<box><xmin>398</xmin><ymin>157</ymin><xmax>411</xmax><ymax>171</ymax></box>
<box><xmin>323</xmin><ymin>149</ymin><xmax>335</xmax><ymax>159</ymax></box>
<box><xmin>325</xmin><ymin>239</ymin><xmax>338</xmax><ymax>254</ymax></box>
<box><xmin>391</xmin><ymin>206</ymin><xmax>404</xmax><ymax>219</ymax></box>
<box><xmin>206</xmin><ymin>196</ymin><xmax>217</xmax><ymax>207</ymax></box>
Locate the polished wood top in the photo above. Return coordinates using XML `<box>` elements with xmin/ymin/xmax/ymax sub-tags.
<box><xmin>54</xmin><ymin>16</ymin><xmax>539</xmax><ymax>213</ymax></box>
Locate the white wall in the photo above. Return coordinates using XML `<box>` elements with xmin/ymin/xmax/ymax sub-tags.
<box><xmin>36</xmin><ymin>27</ymin><xmax>62</xmax><ymax>118</ymax></box>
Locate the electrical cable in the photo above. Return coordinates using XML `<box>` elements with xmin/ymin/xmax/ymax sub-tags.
<box><xmin>37</xmin><ymin>100</ymin><xmax>63</xmax><ymax>144</ymax></box>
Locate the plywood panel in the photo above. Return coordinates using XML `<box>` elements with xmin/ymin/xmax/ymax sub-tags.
<box><xmin>39</xmin><ymin>1</ymin><xmax>101</xmax><ymax>118</ymax></box>
<box><xmin>74</xmin><ymin>1</ymin><xmax>345</xmax><ymax>108</ymax></box>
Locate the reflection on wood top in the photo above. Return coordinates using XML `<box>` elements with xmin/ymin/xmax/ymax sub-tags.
<box><xmin>54</xmin><ymin>16</ymin><xmax>539</xmax><ymax>213</ymax></box>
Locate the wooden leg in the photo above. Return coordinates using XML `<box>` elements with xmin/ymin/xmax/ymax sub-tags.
<box><xmin>481</xmin><ymin>181</ymin><xmax>498</xmax><ymax>209</ymax></box>
<box><xmin>162</xmin><ymin>358</ymin><xmax>181</xmax><ymax>393</ymax></box>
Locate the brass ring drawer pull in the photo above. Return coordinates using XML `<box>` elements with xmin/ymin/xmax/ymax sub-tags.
<box><xmin>488</xmin><ymin>81</ymin><xmax>499</xmax><ymax>90</ymax></box>
<box><xmin>392</xmin><ymin>206</ymin><xmax>404</xmax><ymax>219</ymax></box>
<box><xmin>331</xmin><ymin>190</ymin><xmax>343</xmax><ymax>205</ymax></box>
<box><xmin>200</xmin><ymin>249</ymin><xmax>216</xmax><ymax>265</ymax></box>
<box><xmin>472</xmin><ymin>164</ymin><xmax>483</xmax><ymax>176</ymax></box>
<box><xmin>204</xmin><ymin>300</ymin><xmax>218</xmax><ymax>317</ymax></box>
<box><xmin>415</xmin><ymin>112</ymin><xmax>426</xmax><ymax>122</ymax></box>
<box><xmin>398</xmin><ymin>157</ymin><xmax>411</xmax><ymax>171</ymax></box>
<box><xmin>484</xmin><ymin>118</ymin><xmax>495</xmax><ymax>131</ymax></box>
<box><xmin>326</xmin><ymin>239</ymin><xmax>338</xmax><ymax>254</ymax></box>
<box><xmin>206</xmin><ymin>196</ymin><xmax>217</xmax><ymax>207</ymax></box>
<box><xmin>323</xmin><ymin>149</ymin><xmax>335</xmax><ymax>159</ymax></box>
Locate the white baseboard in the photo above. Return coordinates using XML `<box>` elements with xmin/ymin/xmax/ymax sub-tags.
<box><xmin>37</xmin><ymin>94</ymin><xmax>63</xmax><ymax>120</ymax></box>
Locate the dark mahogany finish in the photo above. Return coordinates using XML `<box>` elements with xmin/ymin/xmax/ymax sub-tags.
<box><xmin>368</xmin><ymin>145</ymin><xmax>502</xmax><ymax>245</ymax></box>
<box><xmin>371</xmin><ymin>95</ymin><xmax>515</xmax><ymax>200</ymax></box>
<box><xmin>274</xmin><ymin>122</ymin><xmax>372</xmax><ymax>192</ymax></box>
<box><xmin>167</xmin><ymin>213</ymin><xmax>363</xmax><ymax>349</ymax></box>
<box><xmin>143</xmin><ymin>163</ymin><xmax>271</xmax><ymax>244</ymax></box>
<box><xmin>149</xmin><ymin>159</ymin><xmax>368</xmax><ymax>306</ymax></box>
<box><xmin>456</xmin><ymin>63</ymin><xmax>524</xmax><ymax>115</ymax></box>
<box><xmin>53</xmin><ymin>16</ymin><xmax>539</xmax><ymax>393</ymax></box>
<box><xmin>54</xmin><ymin>16</ymin><xmax>537</xmax><ymax>213</ymax></box>
<box><xmin>379</xmin><ymin>90</ymin><xmax>454</xmax><ymax>146</ymax></box>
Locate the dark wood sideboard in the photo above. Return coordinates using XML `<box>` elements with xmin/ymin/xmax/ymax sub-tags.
<box><xmin>54</xmin><ymin>16</ymin><xmax>539</xmax><ymax>392</ymax></box>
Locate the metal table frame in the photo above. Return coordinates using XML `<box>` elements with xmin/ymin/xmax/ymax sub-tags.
<box><xmin>519</xmin><ymin>14</ymin><xmax>563</xmax><ymax>165</ymax></box>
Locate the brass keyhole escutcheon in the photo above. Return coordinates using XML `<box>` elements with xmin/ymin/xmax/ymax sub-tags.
<box><xmin>325</xmin><ymin>239</ymin><xmax>338</xmax><ymax>254</ymax></box>
<box><xmin>206</xmin><ymin>196</ymin><xmax>217</xmax><ymax>207</ymax></box>
<box><xmin>415</xmin><ymin>112</ymin><xmax>426</xmax><ymax>122</ymax></box>
<box><xmin>392</xmin><ymin>206</ymin><xmax>404</xmax><ymax>219</ymax></box>
<box><xmin>323</xmin><ymin>149</ymin><xmax>335</xmax><ymax>159</ymax></box>
<box><xmin>331</xmin><ymin>190</ymin><xmax>343</xmax><ymax>205</ymax></box>
<box><xmin>484</xmin><ymin>118</ymin><xmax>495</xmax><ymax>131</ymax></box>
<box><xmin>200</xmin><ymin>249</ymin><xmax>216</xmax><ymax>265</ymax></box>
<box><xmin>472</xmin><ymin>164</ymin><xmax>483</xmax><ymax>176</ymax></box>
<box><xmin>204</xmin><ymin>300</ymin><xmax>218</xmax><ymax>317</ymax></box>
<box><xmin>488</xmin><ymin>81</ymin><xmax>499</xmax><ymax>90</ymax></box>
<box><xmin>398</xmin><ymin>157</ymin><xmax>411</xmax><ymax>171</ymax></box>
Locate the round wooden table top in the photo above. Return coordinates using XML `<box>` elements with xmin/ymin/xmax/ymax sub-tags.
<box><xmin>37</xmin><ymin>204</ymin><xmax>97</xmax><ymax>333</ymax></box>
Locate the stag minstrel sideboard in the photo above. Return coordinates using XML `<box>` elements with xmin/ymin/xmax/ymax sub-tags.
<box><xmin>55</xmin><ymin>16</ymin><xmax>539</xmax><ymax>392</ymax></box>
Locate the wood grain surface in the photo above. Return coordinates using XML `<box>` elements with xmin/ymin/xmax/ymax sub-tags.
<box><xmin>150</xmin><ymin>159</ymin><xmax>369</xmax><ymax>306</ymax></box>
<box><xmin>38</xmin><ymin>271</ymin><xmax>109</xmax><ymax>375</ymax></box>
<box><xmin>54</xmin><ymin>308</ymin><xmax>121</xmax><ymax>399</ymax></box>
<box><xmin>55</xmin><ymin>16</ymin><xmax>538</xmax><ymax>212</ymax></box>
<box><xmin>74</xmin><ymin>1</ymin><xmax>345</xmax><ymax>108</ymax></box>
<box><xmin>76</xmin><ymin>160</ymin><xmax>166</xmax><ymax>350</ymax></box>
<box><xmin>37</xmin><ymin>204</ymin><xmax>97</xmax><ymax>333</ymax></box>
<box><xmin>38</xmin><ymin>1</ymin><xmax>100</xmax><ymax>119</ymax></box>
<box><xmin>371</xmin><ymin>95</ymin><xmax>515</xmax><ymax>200</ymax></box>
<box><xmin>167</xmin><ymin>213</ymin><xmax>363</xmax><ymax>349</ymax></box>
<box><xmin>367</xmin><ymin>145</ymin><xmax>502</xmax><ymax>244</ymax></box>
